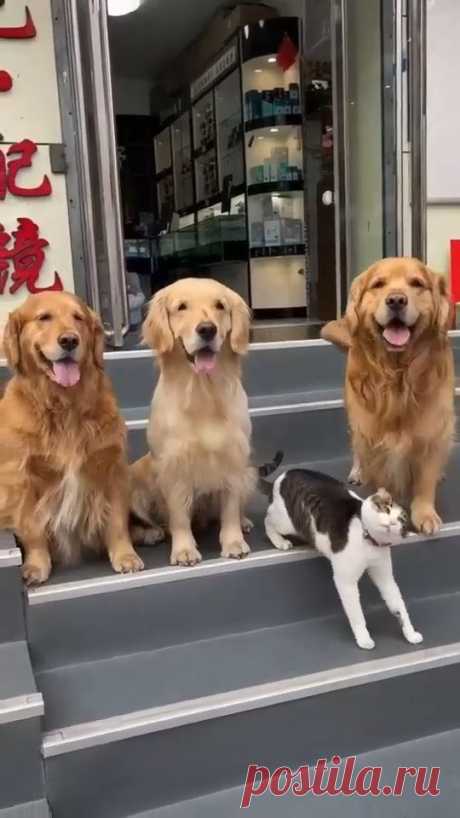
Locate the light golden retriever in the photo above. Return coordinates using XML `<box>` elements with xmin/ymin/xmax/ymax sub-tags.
<box><xmin>0</xmin><ymin>291</ymin><xmax>144</xmax><ymax>584</ymax></box>
<box><xmin>322</xmin><ymin>257</ymin><xmax>454</xmax><ymax>534</ymax></box>
<box><xmin>129</xmin><ymin>278</ymin><xmax>255</xmax><ymax>566</ymax></box>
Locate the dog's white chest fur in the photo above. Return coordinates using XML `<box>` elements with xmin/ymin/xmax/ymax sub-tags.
<box><xmin>40</xmin><ymin>469</ymin><xmax>90</xmax><ymax>563</ymax></box>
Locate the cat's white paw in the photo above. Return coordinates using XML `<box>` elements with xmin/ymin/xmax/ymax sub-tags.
<box><xmin>404</xmin><ymin>629</ymin><xmax>423</xmax><ymax>645</ymax></box>
<box><xmin>356</xmin><ymin>633</ymin><xmax>375</xmax><ymax>650</ymax></box>
<box><xmin>273</xmin><ymin>536</ymin><xmax>293</xmax><ymax>551</ymax></box>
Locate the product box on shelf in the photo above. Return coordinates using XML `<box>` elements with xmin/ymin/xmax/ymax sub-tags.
<box><xmin>264</xmin><ymin>218</ymin><xmax>282</xmax><ymax>246</ymax></box>
<box><xmin>281</xmin><ymin>217</ymin><xmax>303</xmax><ymax>245</ymax></box>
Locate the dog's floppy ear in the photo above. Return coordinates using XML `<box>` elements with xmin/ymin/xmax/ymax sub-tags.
<box><xmin>344</xmin><ymin>268</ymin><xmax>372</xmax><ymax>336</ymax></box>
<box><xmin>431</xmin><ymin>270</ymin><xmax>451</xmax><ymax>333</ymax></box>
<box><xmin>229</xmin><ymin>291</ymin><xmax>251</xmax><ymax>355</ymax></box>
<box><xmin>87</xmin><ymin>308</ymin><xmax>105</xmax><ymax>369</ymax></box>
<box><xmin>322</xmin><ymin>267</ymin><xmax>373</xmax><ymax>349</ymax></box>
<box><xmin>2</xmin><ymin>310</ymin><xmax>22</xmax><ymax>371</ymax></box>
<box><xmin>142</xmin><ymin>291</ymin><xmax>174</xmax><ymax>354</ymax></box>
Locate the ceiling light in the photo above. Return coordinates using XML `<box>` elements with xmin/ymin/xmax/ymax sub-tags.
<box><xmin>107</xmin><ymin>0</ymin><xmax>144</xmax><ymax>16</ymax></box>
<box><xmin>270</xmin><ymin>128</ymin><xmax>279</xmax><ymax>133</ymax></box>
<box><xmin>267</xmin><ymin>57</ymin><xmax>277</xmax><ymax>63</ymax></box>
<box><xmin>254</xmin><ymin>68</ymin><xmax>263</xmax><ymax>73</ymax></box>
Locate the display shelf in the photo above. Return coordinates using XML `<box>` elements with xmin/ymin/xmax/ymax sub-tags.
<box><xmin>154</xmin><ymin>125</ymin><xmax>172</xmax><ymax>175</ymax></box>
<box><xmin>248</xmin><ymin>180</ymin><xmax>304</xmax><ymax>196</ymax></box>
<box><xmin>172</xmin><ymin>112</ymin><xmax>193</xmax><ymax>212</ymax></box>
<box><xmin>245</xmin><ymin>114</ymin><xmax>302</xmax><ymax>132</ymax></box>
<box><xmin>250</xmin><ymin>244</ymin><xmax>305</xmax><ymax>259</ymax></box>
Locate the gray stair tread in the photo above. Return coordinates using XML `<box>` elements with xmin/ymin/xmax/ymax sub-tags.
<box><xmin>0</xmin><ymin>531</ymin><xmax>16</xmax><ymax>552</ymax></box>
<box><xmin>38</xmin><ymin>589</ymin><xmax>460</xmax><ymax>732</ymax></box>
<box><xmin>35</xmin><ymin>443</ymin><xmax>460</xmax><ymax>589</ymax></box>
<box><xmin>122</xmin><ymin>387</ymin><xmax>344</xmax><ymax>425</ymax></box>
<box><xmin>0</xmin><ymin>642</ymin><xmax>37</xmax><ymax>701</ymax></box>
<box><xmin>130</xmin><ymin>727</ymin><xmax>460</xmax><ymax>817</ymax></box>
<box><xmin>0</xmin><ymin>802</ymin><xmax>48</xmax><ymax>818</ymax></box>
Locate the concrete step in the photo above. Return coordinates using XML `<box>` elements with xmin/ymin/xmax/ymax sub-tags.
<box><xmin>36</xmin><ymin>589</ymin><xmax>460</xmax><ymax>733</ymax></box>
<box><xmin>0</xmin><ymin>803</ymin><xmax>49</xmax><ymax>818</ymax></box>
<box><xmin>41</xmin><ymin>660</ymin><xmax>460</xmax><ymax>817</ymax></box>
<box><xmin>129</xmin><ymin>727</ymin><xmax>460</xmax><ymax>817</ymax></box>
<box><xmin>105</xmin><ymin>333</ymin><xmax>460</xmax><ymax>410</ymax></box>
<box><xmin>0</xmin><ymin>643</ymin><xmax>44</xmax><ymax>811</ymax></box>
<box><xmin>105</xmin><ymin>340</ymin><xmax>346</xmax><ymax>411</ymax></box>
<box><xmin>124</xmin><ymin>385</ymin><xmax>460</xmax><ymax>463</ymax></box>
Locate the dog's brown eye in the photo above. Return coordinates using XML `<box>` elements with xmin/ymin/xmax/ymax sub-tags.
<box><xmin>371</xmin><ymin>279</ymin><xmax>385</xmax><ymax>289</ymax></box>
<box><xmin>37</xmin><ymin>313</ymin><xmax>51</xmax><ymax>322</ymax></box>
<box><xmin>177</xmin><ymin>302</ymin><xmax>187</xmax><ymax>311</ymax></box>
<box><xmin>73</xmin><ymin>313</ymin><xmax>83</xmax><ymax>322</ymax></box>
<box><xmin>410</xmin><ymin>278</ymin><xmax>424</xmax><ymax>288</ymax></box>
<box><xmin>215</xmin><ymin>300</ymin><xmax>225</xmax><ymax>311</ymax></box>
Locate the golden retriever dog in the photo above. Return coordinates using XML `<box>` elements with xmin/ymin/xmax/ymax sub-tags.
<box><xmin>129</xmin><ymin>278</ymin><xmax>255</xmax><ymax>566</ymax></box>
<box><xmin>0</xmin><ymin>291</ymin><xmax>144</xmax><ymax>584</ymax></box>
<box><xmin>322</xmin><ymin>258</ymin><xmax>454</xmax><ymax>534</ymax></box>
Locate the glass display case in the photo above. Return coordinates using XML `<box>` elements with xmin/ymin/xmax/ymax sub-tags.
<box><xmin>193</xmin><ymin>90</ymin><xmax>219</xmax><ymax>203</ymax></box>
<box><xmin>215</xmin><ymin>69</ymin><xmax>245</xmax><ymax>194</ymax></box>
<box><xmin>152</xmin><ymin>17</ymin><xmax>307</xmax><ymax>316</ymax></box>
<box><xmin>172</xmin><ymin>112</ymin><xmax>193</xmax><ymax>211</ymax></box>
<box><xmin>242</xmin><ymin>16</ymin><xmax>306</xmax><ymax>312</ymax></box>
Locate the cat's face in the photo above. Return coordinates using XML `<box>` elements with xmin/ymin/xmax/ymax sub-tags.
<box><xmin>361</xmin><ymin>488</ymin><xmax>410</xmax><ymax>545</ymax></box>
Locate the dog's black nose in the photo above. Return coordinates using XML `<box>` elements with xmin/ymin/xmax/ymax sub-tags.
<box><xmin>58</xmin><ymin>333</ymin><xmax>79</xmax><ymax>352</ymax></box>
<box><xmin>385</xmin><ymin>292</ymin><xmax>408</xmax><ymax>311</ymax></box>
<box><xmin>196</xmin><ymin>322</ymin><xmax>217</xmax><ymax>342</ymax></box>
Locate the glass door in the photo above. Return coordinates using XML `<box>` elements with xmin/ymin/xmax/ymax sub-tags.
<box><xmin>303</xmin><ymin>0</ymin><xmax>400</xmax><ymax>320</ymax></box>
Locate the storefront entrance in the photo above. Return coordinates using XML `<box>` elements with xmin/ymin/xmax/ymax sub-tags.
<box><xmin>62</xmin><ymin>0</ymin><xmax>425</xmax><ymax>346</ymax></box>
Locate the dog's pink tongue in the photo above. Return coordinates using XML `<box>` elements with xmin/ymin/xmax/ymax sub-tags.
<box><xmin>383</xmin><ymin>324</ymin><xmax>410</xmax><ymax>347</ymax></box>
<box><xmin>52</xmin><ymin>360</ymin><xmax>80</xmax><ymax>387</ymax></box>
<box><xmin>193</xmin><ymin>350</ymin><xmax>216</xmax><ymax>374</ymax></box>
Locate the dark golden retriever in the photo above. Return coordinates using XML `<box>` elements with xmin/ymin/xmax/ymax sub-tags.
<box><xmin>130</xmin><ymin>278</ymin><xmax>255</xmax><ymax>566</ymax></box>
<box><xmin>0</xmin><ymin>291</ymin><xmax>144</xmax><ymax>584</ymax></box>
<box><xmin>322</xmin><ymin>258</ymin><xmax>454</xmax><ymax>534</ymax></box>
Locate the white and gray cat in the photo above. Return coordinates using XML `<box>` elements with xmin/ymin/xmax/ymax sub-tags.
<box><xmin>259</xmin><ymin>453</ymin><xmax>423</xmax><ymax>650</ymax></box>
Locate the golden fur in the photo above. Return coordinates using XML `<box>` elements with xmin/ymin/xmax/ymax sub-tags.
<box><xmin>130</xmin><ymin>278</ymin><xmax>255</xmax><ymax>566</ymax></box>
<box><xmin>322</xmin><ymin>257</ymin><xmax>454</xmax><ymax>534</ymax></box>
<box><xmin>0</xmin><ymin>291</ymin><xmax>143</xmax><ymax>584</ymax></box>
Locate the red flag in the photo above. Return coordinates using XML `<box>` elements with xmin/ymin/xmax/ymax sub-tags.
<box><xmin>277</xmin><ymin>33</ymin><xmax>298</xmax><ymax>72</ymax></box>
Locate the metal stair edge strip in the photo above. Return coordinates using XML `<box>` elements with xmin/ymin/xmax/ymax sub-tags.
<box><xmin>123</xmin><ymin>384</ymin><xmax>460</xmax><ymax>429</ymax></box>
<box><xmin>40</xmin><ymin>640</ymin><xmax>460</xmax><ymax>758</ymax></box>
<box><xmin>0</xmin><ymin>693</ymin><xmax>44</xmax><ymax>726</ymax></box>
<box><xmin>27</xmin><ymin>520</ymin><xmax>460</xmax><ymax>605</ymax></box>
<box><xmin>0</xmin><ymin>548</ymin><xmax>22</xmax><ymax>568</ymax></box>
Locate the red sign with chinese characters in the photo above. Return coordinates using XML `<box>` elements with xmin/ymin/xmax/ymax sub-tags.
<box><xmin>0</xmin><ymin>218</ymin><xmax>63</xmax><ymax>295</ymax></box>
<box><xmin>0</xmin><ymin>2</ymin><xmax>63</xmax><ymax>295</ymax></box>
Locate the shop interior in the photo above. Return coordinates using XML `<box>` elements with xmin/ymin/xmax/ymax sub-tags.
<box><xmin>108</xmin><ymin>0</ymin><xmax>337</xmax><ymax>341</ymax></box>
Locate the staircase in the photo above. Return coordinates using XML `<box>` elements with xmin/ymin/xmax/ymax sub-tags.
<box><xmin>2</xmin><ymin>336</ymin><xmax>460</xmax><ymax>816</ymax></box>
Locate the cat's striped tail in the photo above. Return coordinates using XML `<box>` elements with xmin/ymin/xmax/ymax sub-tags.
<box><xmin>258</xmin><ymin>451</ymin><xmax>284</xmax><ymax>497</ymax></box>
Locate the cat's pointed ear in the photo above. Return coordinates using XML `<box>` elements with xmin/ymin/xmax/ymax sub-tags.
<box><xmin>372</xmin><ymin>488</ymin><xmax>393</xmax><ymax>511</ymax></box>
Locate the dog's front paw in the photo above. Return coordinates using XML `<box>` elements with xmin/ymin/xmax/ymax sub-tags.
<box><xmin>348</xmin><ymin>465</ymin><xmax>363</xmax><ymax>486</ymax></box>
<box><xmin>111</xmin><ymin>549</ymin><xmax>144</xmax><ymax>574</ymax></box>
<box><xmin>22</xmin><ymin>553</ymin><xmax>52</xmax><ymax>586</ymax></box>
<box><xmin>411</xmin><ymin>502</ymin><xmax>442</xmax><ymax>535</ymax></box>
<box><xmin>221</xmin><ymin>540</ymin><xmax>251</xmax><ymax>560</ymax></box>
<box><xmin>171</xmin><ymin>543</ymin><xmax>202</xmax><ymax>567</ymax></box>
<box><xmin>356</xmin><ymin>631</ymin><xmax>375</xmax><ymax>650</ymax></box>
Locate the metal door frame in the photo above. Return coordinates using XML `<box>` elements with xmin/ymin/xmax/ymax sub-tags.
<box><xmin>52</xmin><ymin>0</ymin><xmax>129</xmax><ymax>346</ymax></box>
<box><xmin>330</xmin><ymin>0</ymin><xmax>426</xmax><ymax>316</ymax></box>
